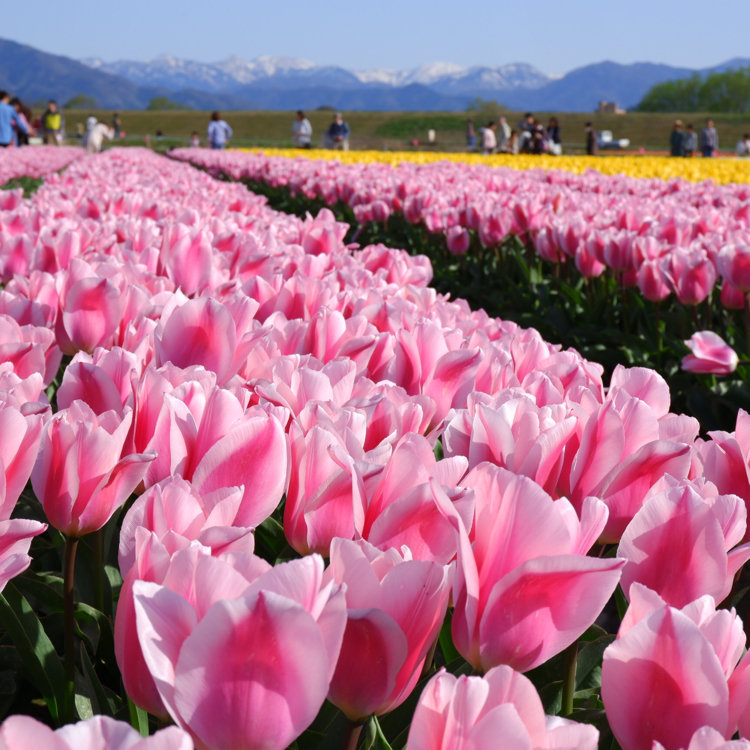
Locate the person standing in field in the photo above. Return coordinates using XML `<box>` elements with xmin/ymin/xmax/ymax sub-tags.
<box><xmin>10</xmin><ymin>98</ymin><xmax>33</xmax><ymax>146</ymax></box>
<box><xmin>326</xmin><ymin>113</ymin><xmax>350</xmax><ymax>151</ymax></box>
<box><xmin>699</xmin><ymin>118</ymin><xmax>718</xmax><ymax>157</ymax></box>
<box><xmin>112</xmin><ymin>112</ymin><xmax>122</xmax><ymax>139</ymax></box>
<box><xmin>42</xmin><ymin>100</ymin><xmax>64</xmax><ymax>145</ymax></box>
<box><xmin>585</xmin><ymin>122</ymin><xmax>598</xmax><ymax>156</ymax></box>
<box><xmin>207</xmin><ymin>111</ymin><xmax>232</xmax><ymax>149</ymax></box>
<box><xmin>496</xmin><ymin>116</ymin><xmax>511</xmax><ymax>152</ymax></box>
<box><xmin>481</xmin><ymin>121</ymin><xmax>497</xmax><ymax>155</ymax></box>
<box><xmin>0</xmin><ymin>91</ymin><xmax>27</xmax><ymax>147</ymax></box>
<box><xmin>683</xmin><ymin>123</ymin><xmax>697</xmax><ymax>157</ymax></box>
<box><xmin>670</xmin><ymin>120</ymin><xmax>685</xmax><ymax>157</ymax></box>
<box><xmin>466</xmin><ymin>119</ymin><xmax>476</xmax><ymax>150</ymax></box>
<box><xmin>292</xmin><ymin>110</ymin><xmax>312</xmax><ymax>148</ymax></box>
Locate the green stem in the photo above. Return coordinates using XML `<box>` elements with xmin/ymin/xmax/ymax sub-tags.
<box><xmin>93</xmin><ymin>529</ymin><xmax>104</xmax><ymax>613</ymax></box>
<box><xmin>342</xmin><ymin>719</ymin><xmax>363</xmax><ymax>750</ymax></box>
<box><xmin>561</xmin><ymin>640</ymin><xmax>578</xmax><ymax>717</ymax></box>
<box><xmin>63</xmin><ymin>536</ymin><xmax>79</xmax><ymax>719</ymax></box>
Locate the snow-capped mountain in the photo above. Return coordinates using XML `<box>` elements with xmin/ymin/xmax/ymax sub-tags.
<box><xmin>80</xmin><ymin>54</ymin><xmax>552</xmax><ymax>96</ymax></box>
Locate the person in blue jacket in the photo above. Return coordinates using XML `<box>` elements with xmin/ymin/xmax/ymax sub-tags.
<box><xmin>326</xmin><ymin>113</ymin><xmax>350</xmax><ymax>151</ymax></box>
<box><xmin>0</xmin><ymin>91</ymin><xmax>27</xmax><ymax>147</ymax></box>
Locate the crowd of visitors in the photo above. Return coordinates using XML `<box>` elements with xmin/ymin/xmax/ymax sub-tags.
<box><xmin>2</xmin><ymin>88</ymin><xmax>750</xmax><ymax>159</ymax></box>
<box><xmin>469</xmin><ymin>113</ymin><xmax>563</xmax><ymax>156</ymax></box>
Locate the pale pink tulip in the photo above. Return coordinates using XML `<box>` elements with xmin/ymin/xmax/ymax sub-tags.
<box><xmin>682</xmin><ymin>332</ymin><xmax>739</xmax><ymax>375</ymax></box>
<box><xmin>133</xmin><ymin>554</ymin><xmax>346</xmax><ymax>750</ymax></box>
<box><xmin>440</xmin><ymin>463</ymin><xmax>623</xmax><ymax>672</ymax></box>
<box><xmin>603</xmin><ymin>584</ymin><xmax>748</xmax><ymax>750</ymax></box>
<box><xmin>326</xmin><ymin>538</ymin><xmax>451</xmax><ymax>719</ymax></box>
<box><xmin>0</xmin><ymin>519</ymin><xmax>47</xmax><ymax>593</ymax></box>
<box><xmin>653</xmin><ymin>727</ymin><xmax>750</xmax><ymax>750</ymax></box>
<box><xmin>0</xmin><ymin>714</ymin><xmax>193</xmax><ymax>750</ymax></box>
<box><xmin>618</xmin><ymin>478</ymin><xmax>750</xmax><ymax>607</ymax></box>
<box><xmin>407</xmin><ymin>665</ymin><xmax>598</xmax><ymax>750</ymax></box>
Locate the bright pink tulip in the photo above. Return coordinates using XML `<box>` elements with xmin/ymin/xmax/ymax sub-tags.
<box><xmin>133</xmin><ymin>554</ymin><xmax>346</xmax><ymax>750</ymax></box>
<box><xmin>701</xmin><ymin>410</ymin><xmax>750</xmax><ymax>542</ymax></box>
<box><xmin>720</xmin><ymin>280</ymin><xmax>747</xmax><ymax>310</ymax></box>
<box><xmin>363</xmin><ymin>433</ymin><xmax>470</xmax><ymax>563</ymax></box>
<box><xmin>602</xmin><ymin>584</ymin><xmax>748</xmax><ymax>750</ymax></box>
<box><xmin>682</xmin><ymin>332</ymin><xmax>739</xmax><ymax>375</ymax></box>
<box><xmin>61</xmin><ymin>276</ymin><xmax>124</xmax><ymax>354</ymax></box>
<box><xmin>618</xmin><ymin>478</ymin><xmax>750</xmax><ymax>607</ymax></box>
<box><xmin>154</xmin><ymin>297</ymin><xmax>238</xmax><ymax>384</ymax></box>
<box><xmin>439</xmin><ymin>463</ymin><xmax>623</xmax><ymax>672</ymax></box>
<box><xmin>0</xmin><ymin>714</ymin><xmax>193</xmax><ymax>750</ymax></box>
<box><xmin>445</xmin><ymin>226</ymin><xmax>471</xmax><ymax>255</ymax></box>
<box><xmin>325</xmin><ymin>538</ymin><xmax>451</xmax><ymax>719</ymax></box>
<box><xmin>407</xmin><ymin>665</ymin><xmax>598</xmax><ymax>750</ymax></box>
<box><xmin>0</xmin><ymin>519</ymin><xmax>47</xmax><ymax>593</ymax></box>
<box><xmin>717</xmin><ymin>245</ymin><xmax>750</xmax><ymax>293</ymax></box>
<box><xmin>284</xmin><ymin>416</ymin><xmax>384</xmax><ymax>556</ymax></box>
<box><xmin>661</xmin><ymin>249</ymin><xmax>717</xmax><ymax>305</ymax></box>
<box><xmin>31</xmin><ymin>401</ymin><xmax>154</xmax><ymax>536</ymax></box>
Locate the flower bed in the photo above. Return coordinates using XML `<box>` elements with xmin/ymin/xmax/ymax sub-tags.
<box><xmin>0</xmin><ymin>147</ymin><xmax>750</xmax><ymax>749</ymax></box>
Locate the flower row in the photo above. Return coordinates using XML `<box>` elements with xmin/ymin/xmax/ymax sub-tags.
<box><xmin>172</xmin><ymin>148</ymin><xmax>750</xmax><ymax>310</ymax></box>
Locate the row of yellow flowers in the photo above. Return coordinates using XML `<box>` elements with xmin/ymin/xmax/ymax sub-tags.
<box><xmin>238</xmin><ymin>147</ymin><xmax>750</xmax><ymax>185</ymax></box>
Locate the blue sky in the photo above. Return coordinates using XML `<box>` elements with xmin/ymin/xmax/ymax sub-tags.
<box><xmin>5</xmin><ymin>0</ymin><xmax>749</xmax><ymax>75</ymax></box>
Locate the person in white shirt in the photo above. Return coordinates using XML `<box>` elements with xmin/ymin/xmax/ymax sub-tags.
<box><xmin>292</xmin><ymin>110</ymin><xmax>313</xmax><ymax>148</ymax></box>
<box><xmin>482</xmin><ymin>121</ymin><xmax>497</xmax><ymax>155</ymax></box>
<box><xmin>736</xmin><ymin>134</ymin><xmax>750</xmax><ymax>157</ymax></box>
<box><xmin>83</xmin><ymin>117</ymin><xmax>114</xmax><ymax>153</ymax></box>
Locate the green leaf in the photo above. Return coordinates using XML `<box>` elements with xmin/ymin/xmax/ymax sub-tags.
<box><xmin>79</xmin><ymin>642</ymin><xmax>116</xmax><ymax>717</ymax></box>
<box><xmin>128</xmin><ymin>697</ymin><xmax>150</xmax><ymax>737</ymax></box>
<box><xmin>0</xmin><ymin>584</ymin><xmax>66</xmax><ymax>724</ymax></box>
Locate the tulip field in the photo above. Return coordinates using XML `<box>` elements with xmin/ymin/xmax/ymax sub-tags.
<box><xmin>2</xmin><ymin>146</ymin><xmax>750</xmax><ymax>750</ymax></box>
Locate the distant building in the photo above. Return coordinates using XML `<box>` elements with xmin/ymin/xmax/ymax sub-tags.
<box><xmin>597</xmin><ymin>101</ymin><xmax>626</xmax><ymax>115</ymax></box>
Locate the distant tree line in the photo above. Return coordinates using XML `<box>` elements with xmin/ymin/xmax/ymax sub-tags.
<box><xmin>637</xmin><ymin>68</ymin><xmax>750</xmax><ymax>113</ymax></box>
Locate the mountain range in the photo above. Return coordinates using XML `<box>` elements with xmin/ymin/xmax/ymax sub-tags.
<box><xmin>1</xmin><ymin>37</ymin><xmax>749</xmax><ymax>112</ymax></box>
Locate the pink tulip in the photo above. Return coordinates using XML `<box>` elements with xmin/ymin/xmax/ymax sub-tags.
<box><xmin>442</xmin><ymin>392</ymin><xmax>577</xmax><ymax>497</ymax></box>
<box><xmin>154</xmin><ymin>297</ymin><xmax>238</xmax><ymax>384</ymax></box>
<box><xmin>653</xmin><ymin>727</ymin><xmax>750</xmax><ymax>750</ymax></box>
<box><xmin>0</xmin><ymin>400</ymin><xmax>45</xmax><ymax>519</ymax></box>
<box><xmin>31</xmin><ymin>401</ymin><xmax>154</xmax><ymax>536</ymax></box>
<box><xmin>284</xmin><ymin>416</ymin><xmax>384</xmax><ymax>555</ymax></box>
<box><xmin>116</xmin><ymin>535</ymin><xmax>270</xmax><ymax>717</ymax></box>
<box><xmin>0</xmin><ymin>714</ymin><xmax>193</xmax><ymax>749</ymax></box>
<box><xmin>133</xmin><ymin>554</ymin><xmax>346</xmax><ymax>750</ymax></box>
<box><xmin>439</xmin><ymin>462</ymin><xmax>623</xmax><ymax>672</ymax></box>
<box><xmin>618</xmin><ymin>478</ymin><xmax>750</xmax><ymax>607</ymax></box>
<box><xmin>0</xmin><ymin>519</ymin><xmax>47</xmax><ymax>593</ymax></box>
<box><xmin>325</xmin><ymin>538</ymin><xmax>451</xmax><ymax>719</ymax></box>
<box><xmin>60</xmin><ymin>276</ymin><xmax>124</xmax><ymax>354</ymax></box>
<box><xmin>117</xmin><ymin>477</ymin><xmax>254</xmax><ymax>578</ymax></box>
<box><xmin>602</xmin><ymin>584</ymin><xmax>748</xmax><ymax>750</ymax></box>
<box><xmin>682</xmin><ymin>332</ymin><xmax>739</xmax><ymax>375</ymax></box>
<box><xmin>407</xmin><ymin>665</ymin><xmax>598</xmax><ymax>750</ymax></box>
<box><xmin>445</xmin><ymin>226</ymin><xmax>471</xmax><ymax>255</ymax></box>
<box><xmin>661</xmin><ymin>249</ymin><xmax>717</xmax><ymax>305</ymax></box>
<box><xmin>717</xmin><ymin>245</ymin><xmax>750</xmax><ymax>292</ymax></box>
